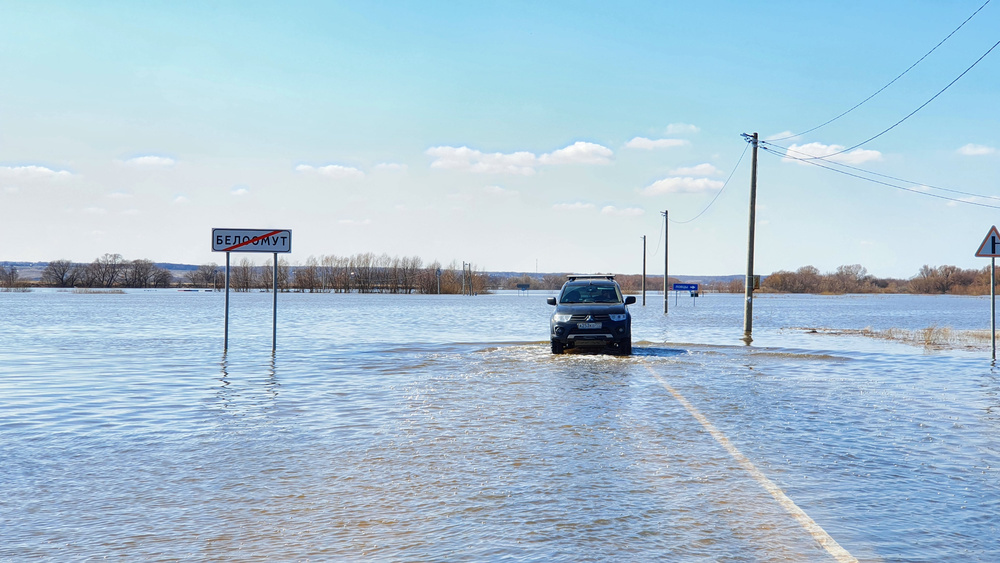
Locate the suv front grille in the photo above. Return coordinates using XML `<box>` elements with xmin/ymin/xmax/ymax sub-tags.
<box><xmin>569</xmin><ymin>314</ymin><xmax>612</xmax><ymax>322</ymax></box>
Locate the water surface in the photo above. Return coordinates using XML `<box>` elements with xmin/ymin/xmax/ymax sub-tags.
<box><xmin>2</xmin><ymin>291</ymin><xmax>998</xmax><ymax>560</ymax></box>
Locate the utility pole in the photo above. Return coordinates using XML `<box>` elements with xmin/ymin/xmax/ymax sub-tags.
<box><xmin>742</xmin><ymin>132</ymin><xmax>759</xmax><ymax>343</ymax></box>
<box><xmin>462</xmin><ymin>262</ymin><xmax>467</xmax><ymax>295</ymax></box>
<box><xmin>662</xmin><ymin>210</ymin><xmax>668</xmax><ymax>314</ymax></box>
<box><xmin>641</xmin><ymin>235</ymin><xmax>647</xmax><ymax>306</ymax></box>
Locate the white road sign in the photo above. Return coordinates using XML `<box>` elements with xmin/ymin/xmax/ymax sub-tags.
<box><xmin>975</xmin><ymin>226</ymin><xmax>1000</xmax><ymax>257</ymax></box>
<box><xmin>212</xmin><ymin>228</ymin><xmax>292</xmax><ymax>253</ymax></box>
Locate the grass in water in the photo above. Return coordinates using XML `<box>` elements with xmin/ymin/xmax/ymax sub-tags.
<box><xmin>73</xmin><ymin>288</ymin><xmax>126</xmax><ymax>295</ymax></box>
<box><xmin>800</xmin><ymin>325</ymin><xmax>994</xmax><ymax>350</ymax></box>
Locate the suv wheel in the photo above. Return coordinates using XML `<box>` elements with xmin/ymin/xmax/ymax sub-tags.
<box><xmin>551</xmin><ymin>340</ymin><xmax>564</xmax><ymax>354</ymax></box>
<box><xmin>618</xmin><ymin>340</ymin><xmax>632</xmax><ymax>356</ymax></box>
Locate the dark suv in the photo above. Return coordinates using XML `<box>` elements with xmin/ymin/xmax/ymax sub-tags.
<box><xmin>547</xmin><ymin>274</ymin><xmax>635</xmax><ymax>355</ymax></box>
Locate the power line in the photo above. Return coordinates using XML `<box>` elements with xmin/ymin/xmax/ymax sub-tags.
<box><xmin>764</xmin><ymin>140</ymin><xmax>1000</xmax><ymax>201</ymax></box>
<box><xmin>771</xmin><ymin>0</ymin><xmax>993</xmax><ymax>142</ymax></box>
<box><xmin>669</xmin><ymin>141</ymin><xmax>750</xmax><ymax>224</ymax></box>
<box><xmin>758</xmin><ymin>143</ymin><xmax>1000</xmax><ymax>209</ymax></box>
<box><xmin>808</xmin><ymin>36</ymin><xmax>1000</xmax><ymax>160</ymax></box>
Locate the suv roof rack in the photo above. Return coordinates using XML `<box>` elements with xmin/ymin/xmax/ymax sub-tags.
<box><xmin>566</xmin><ymin>274</ymin><xmax>615</xmax><ymax>281</ymax></box>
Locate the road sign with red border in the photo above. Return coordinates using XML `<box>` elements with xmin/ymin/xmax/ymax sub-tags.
<box><xmin>212</xmin><ymin>228</ymin><xmax>292</xmax><ymax>253</ymax></box>
<box><xmin>975</xmin><ymin>226</ymin><xmax>1000</xmax><ymax>257</ymax></box>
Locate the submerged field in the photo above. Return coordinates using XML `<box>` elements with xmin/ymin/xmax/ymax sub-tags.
<box><xmin>2</xmin><ymin>291</ymin><xmax>998</xmax><ymax>560</ymax></box>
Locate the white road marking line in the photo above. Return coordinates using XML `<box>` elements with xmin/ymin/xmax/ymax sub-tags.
<box><xmin>646</xmin><ymin>365</ymin><xmax>858</xmax><ymax>563</ymax></box>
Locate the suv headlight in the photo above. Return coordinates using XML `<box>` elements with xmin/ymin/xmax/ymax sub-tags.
<box><xmin>553</xmin><ymin>313</ymin><xmax>572</xmax><ymax>322</ymax></box>
<box><xmin>609</xmin><ymin>314</ymin><xmax>627</xmax><ymax>321</ymax></box>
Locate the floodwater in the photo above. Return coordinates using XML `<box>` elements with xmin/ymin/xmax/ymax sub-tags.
<box><xmin>2</xmin><ymin>290</ymin><xmax>999</xmax><ymax>561</ymax></box>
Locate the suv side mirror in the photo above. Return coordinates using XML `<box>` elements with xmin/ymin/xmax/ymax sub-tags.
<box><xmin>546</xmin><ymin>297</ymin><xmax>557</xmax><ymax>305</ymax></box>
<box><xmin>624</xmin><ymin>296</ymin><xmax>636</xmax><ymax>305</ymax></box>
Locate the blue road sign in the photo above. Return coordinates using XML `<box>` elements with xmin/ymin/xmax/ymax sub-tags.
<box><xmin>672</xmin><ymin>283</ymin><xmax>699</xmax><ymax>291</ymax></box>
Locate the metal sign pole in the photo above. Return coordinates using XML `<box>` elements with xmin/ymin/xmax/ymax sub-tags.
<box><xmin>992</xmin><ymin>257</ymin><xmax>996</xmax><ymax>362</ymax></box>
<box><xmin>272</xmin><ymin>252</ymin><xmax>278</xmax><ymax>353</ymax></box>
<box><xmin>224</xmin><ymin>251</ymin><xmax>230</xmax><ymax>351</ymax></box>
<box><xmin>212</xmin><ymin>228</ymin><xmax>291</xmax><ymax>352</ymax></box>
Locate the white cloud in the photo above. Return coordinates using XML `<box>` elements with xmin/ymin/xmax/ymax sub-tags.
<box><xmin>426</xmin><ymin>146</ymin><xmax>537</xmax><ymax>175</ymax></box>
<box><xmin>669</xmin><ymin>163</ymin><xmax>722</xmax><ymax>176</ymax></box>
<box><xmin>665</xmin><ymin>123</ymin><xmax>700</xmax><ymax>135</ymax></box>
<box><xmin>296</xmin><ymin>164</ymin><xmax>365</xmax><ymax>179</ymax></box>
<box><xmin>125</xmin><ymin>155</ymin><xmax>175</xmax><ymax>167</ymax></box>
<box><xmin>338</xmin><ymin>218</ymin><xmax>372</xmax><ymax>226</ymax></box>
<box><xmin>553</xmin><ymin>202</ymin><xmax>596</xmax><ymax>211</ymax></box>
<box><xmin>601</xmin><ymin>206</ymin><xmax>645</xmax><ymax>217</ymax></box>
<box><xmin>483</xmin><ymin>185</ymin><xmax>519</xmax><ymax>197</ymax></box>
<box><xmin>374</xmin><ymin>162</ymin><xmax>408</xmax><ymax>171</ymax></box>
<box><xmin>625</xmin><ymin>137</ymin><xmax>689</xmax><ymax>150</ymax></box>
<box><xmin>426</xmin><ymin>141</ymin><xmax>613</xmax><ymax>175</ymax></box>
<box><xmin>120</xmin><ymin>209</ymin><xmax>140</xmax><ymax>216</ymax></box>
<box><xmin>173</xmin><ymin>195</ymin><xmax>190</xmax><ymax>204</ymax></box>
<box><xmin>0</xmin><ymin>165</ymin><xmax>72</xmax><ymax>179</ymax></box>
<box><xmin>538</xmin><ymin>141</ymin><xmax>613</xmax><ymax>165</ymax></box>
<box><xmin>783</xmin><ymin>142</ymin><xmax>882</xmax><ymax>165</ymax></box>
<box><xmin>958</xmin><ymin>143</ymin><xmax>996</xmax><ymax>156</ymax></box>
<box><xmin>83</xmin><ymin>206</ymin><xmax>107</xmax><ymax>214</ymax></box>
<box><xmin>642</xmin><ymin>177</ymin><xmax>724</xmax><ymax>195</ymax></box>
<box><xmin>107</xmin><ymin>191</ymin><xmax>132</xmax><ymax>199</ymax></box>
<box><xmin>231</xmin><ymin>186</ymin><xmax>249</xmax><ymax>196</ymax></box>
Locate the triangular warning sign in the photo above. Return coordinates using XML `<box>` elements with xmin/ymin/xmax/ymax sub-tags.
<box><xmin>975</xmin><ymin>226</ymin><xmax>1000</xmax><ymax>257</ymax></box>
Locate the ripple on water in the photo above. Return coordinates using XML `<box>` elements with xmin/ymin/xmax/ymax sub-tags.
<box><xmin>2</xmin><ymin>292</ymin><xmax>1000</xmax><ymax>560</ymax></box>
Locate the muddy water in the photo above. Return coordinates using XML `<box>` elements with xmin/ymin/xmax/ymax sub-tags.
<box><xmin>2</xmin><ymin>291</ymin><xmax>998</xmax><ymax>560</ymax></box>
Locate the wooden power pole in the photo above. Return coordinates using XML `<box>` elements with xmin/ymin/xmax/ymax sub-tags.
<box><xmin>662</xmin><ymin>210</ymin><xmax>668</xmax><ymax>314</ymax></box>
<box><xmin>742</xmin><ymin>132</ymin><xmax>759</xmax><ymax>343</ymax></box>
<box><xmin>642</xmin><ymin>235</ymin><xmax>647</xmax><ymax>306</ymax></box>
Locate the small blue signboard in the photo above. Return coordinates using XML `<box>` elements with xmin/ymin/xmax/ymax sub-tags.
<box><xmin>672</xmin><ymin>283</ymin><xmax>699</xmax><ymax>291</ymax></box>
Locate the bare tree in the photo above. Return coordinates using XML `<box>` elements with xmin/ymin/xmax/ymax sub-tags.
<box><xmin>89</xmin><ymin>253</ymin><xmax>126</xmax><ymax>287</ymax></box>
<box><xmin>122</xmin><ymin>259</ymin><xmax>156</xmax><ymax>288</ymax></box>
<box><xmin>186</xmin><ymin>263</ymin><xmax>220</xmax><ymax>288</ymax></box>
<box><xmin>277</xmin><ymin>258</ymin><xmax>291</xmax><ymax>291</ymax></box>
<box><xmin>257</xmin><ymin>262</ymin><xmax>273</xmax><ymax>290</ymax></box>
<box><xmin>231</xmin><ymin>257</ymin><xmax>255</xmax><ymax>292</ymax></box>
<box><xmin>295</xmin><ymin>256</ymin><xmax>320</xmax><ymax>292</ymax></box>
<box><xmin>150</xmin><ymin>267</ymin><xmax>174</xmax><ymax>288</ymax></box>
<box><xmin>0</xmin><ymin>264</ymin><xmax>19</xmax><ymax>288</ymax></box>
<box><xmin>41</xmin><ymin>260</ymin><xmax>79</xmax><ymax>287</ymax></box>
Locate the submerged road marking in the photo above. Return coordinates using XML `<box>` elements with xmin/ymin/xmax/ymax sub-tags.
<box><xmin>645</xmin><ymin>365</ymin><xmax>858</xmax><ymax>563</ymax></box>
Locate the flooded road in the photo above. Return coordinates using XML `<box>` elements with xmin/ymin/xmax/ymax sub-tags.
<box><xmin>2</xmin><ymin>291</ymin><xmax>999</xmax><ymax>560</ymax></box>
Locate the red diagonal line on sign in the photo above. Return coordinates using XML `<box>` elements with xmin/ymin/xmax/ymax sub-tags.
<box><xmin>223</xmin><ymin>230</ymin><xmax>285</xmax><ymax>252</ymax></box>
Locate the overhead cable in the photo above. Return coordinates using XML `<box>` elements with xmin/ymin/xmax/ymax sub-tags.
<box><xmin>758</xmin><ymin>144</ymin><xmax>1000</xmax><ymax>209</ymax></box>
<box><xmin>771</xmin><ymin>0</ymin><xmax>993</xmax><ymax>142</ymax></box>
<box><xmin>669</xmin><ymin>142</ymin><xmax>750</xmax><ymax>224</ymax></box>
<box><xmin>764</xmin><ymin>140</ymin><xmax>1000</xmax><ymax>201</ymax></box>
<box><xmin>808</xmin><ymin>37</ymin><xmax>1000</xmax><ymax>160</ymax></box>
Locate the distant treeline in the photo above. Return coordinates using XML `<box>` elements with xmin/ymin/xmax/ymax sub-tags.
<box><xmin>3</xmin><ymin>255</ymin><xmax>173</xmax><ymax>289</ymax></box>
<box><xmin>758</xmin><ymin>264</ymin><xmax>1000</xmax><ymax>295</ymax></box>
<box><xmin>1</xmin><ymin>253</ymin><xmax>489</xmax><ymax>294</ymax></box>
<box><xmin>3</xmin><ymin>257</ymin><xmax>999</xmax><ymax>296</ymax></box>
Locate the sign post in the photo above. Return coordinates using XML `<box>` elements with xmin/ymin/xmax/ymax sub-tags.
<box><xmin>212</xmin><ymin>229</ymin><xmax>292</xmax><ymax>352</ymax></box>
<box><xmin>975</xmin><ymin>226</ymin><xmax>1000</xmax><ymax>361</ymax></box>
<box><xmin>672</xmin><ymin>283</ymin><xmax>699</xmax><ymax>306</ymax></box>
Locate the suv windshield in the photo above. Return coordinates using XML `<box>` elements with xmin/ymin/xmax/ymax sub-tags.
<box><xmin>559</xmin><ymin>284</ymin><xmax>622</xmax><ymax>304</ymax></box>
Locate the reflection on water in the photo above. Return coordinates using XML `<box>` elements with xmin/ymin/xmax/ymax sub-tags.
<box><xmin>1</xmin><ymin>291</ymin><xmax>999</xmax><ymax>561</ymax></box>
<box><xmin>214</xmin><ymin>352</ymin><xmax>280</xmax><ymax>428</ymax></box>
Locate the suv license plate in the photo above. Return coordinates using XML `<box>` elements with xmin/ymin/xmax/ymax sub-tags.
<box><xmin>578</xmin><ymin>322</ymin><xmax>602</xmax><ymax>329</ymax></box>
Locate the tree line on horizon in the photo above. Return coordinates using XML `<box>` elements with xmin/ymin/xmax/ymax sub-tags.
<box><xmin>1</xmin><ymin>253</ymin><xmax>490</xmax><ymax>295</ymax></box>
<box><xmin>3</xmin><ymin>256</ymin><xmax>999</xmax><ymax>296</ymax></box>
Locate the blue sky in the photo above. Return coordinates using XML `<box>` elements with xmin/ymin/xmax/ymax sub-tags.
<box><xmin>1</xmin><ymin>1</ymin><xmax>998</xmax><ymax>277</ymax></box>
